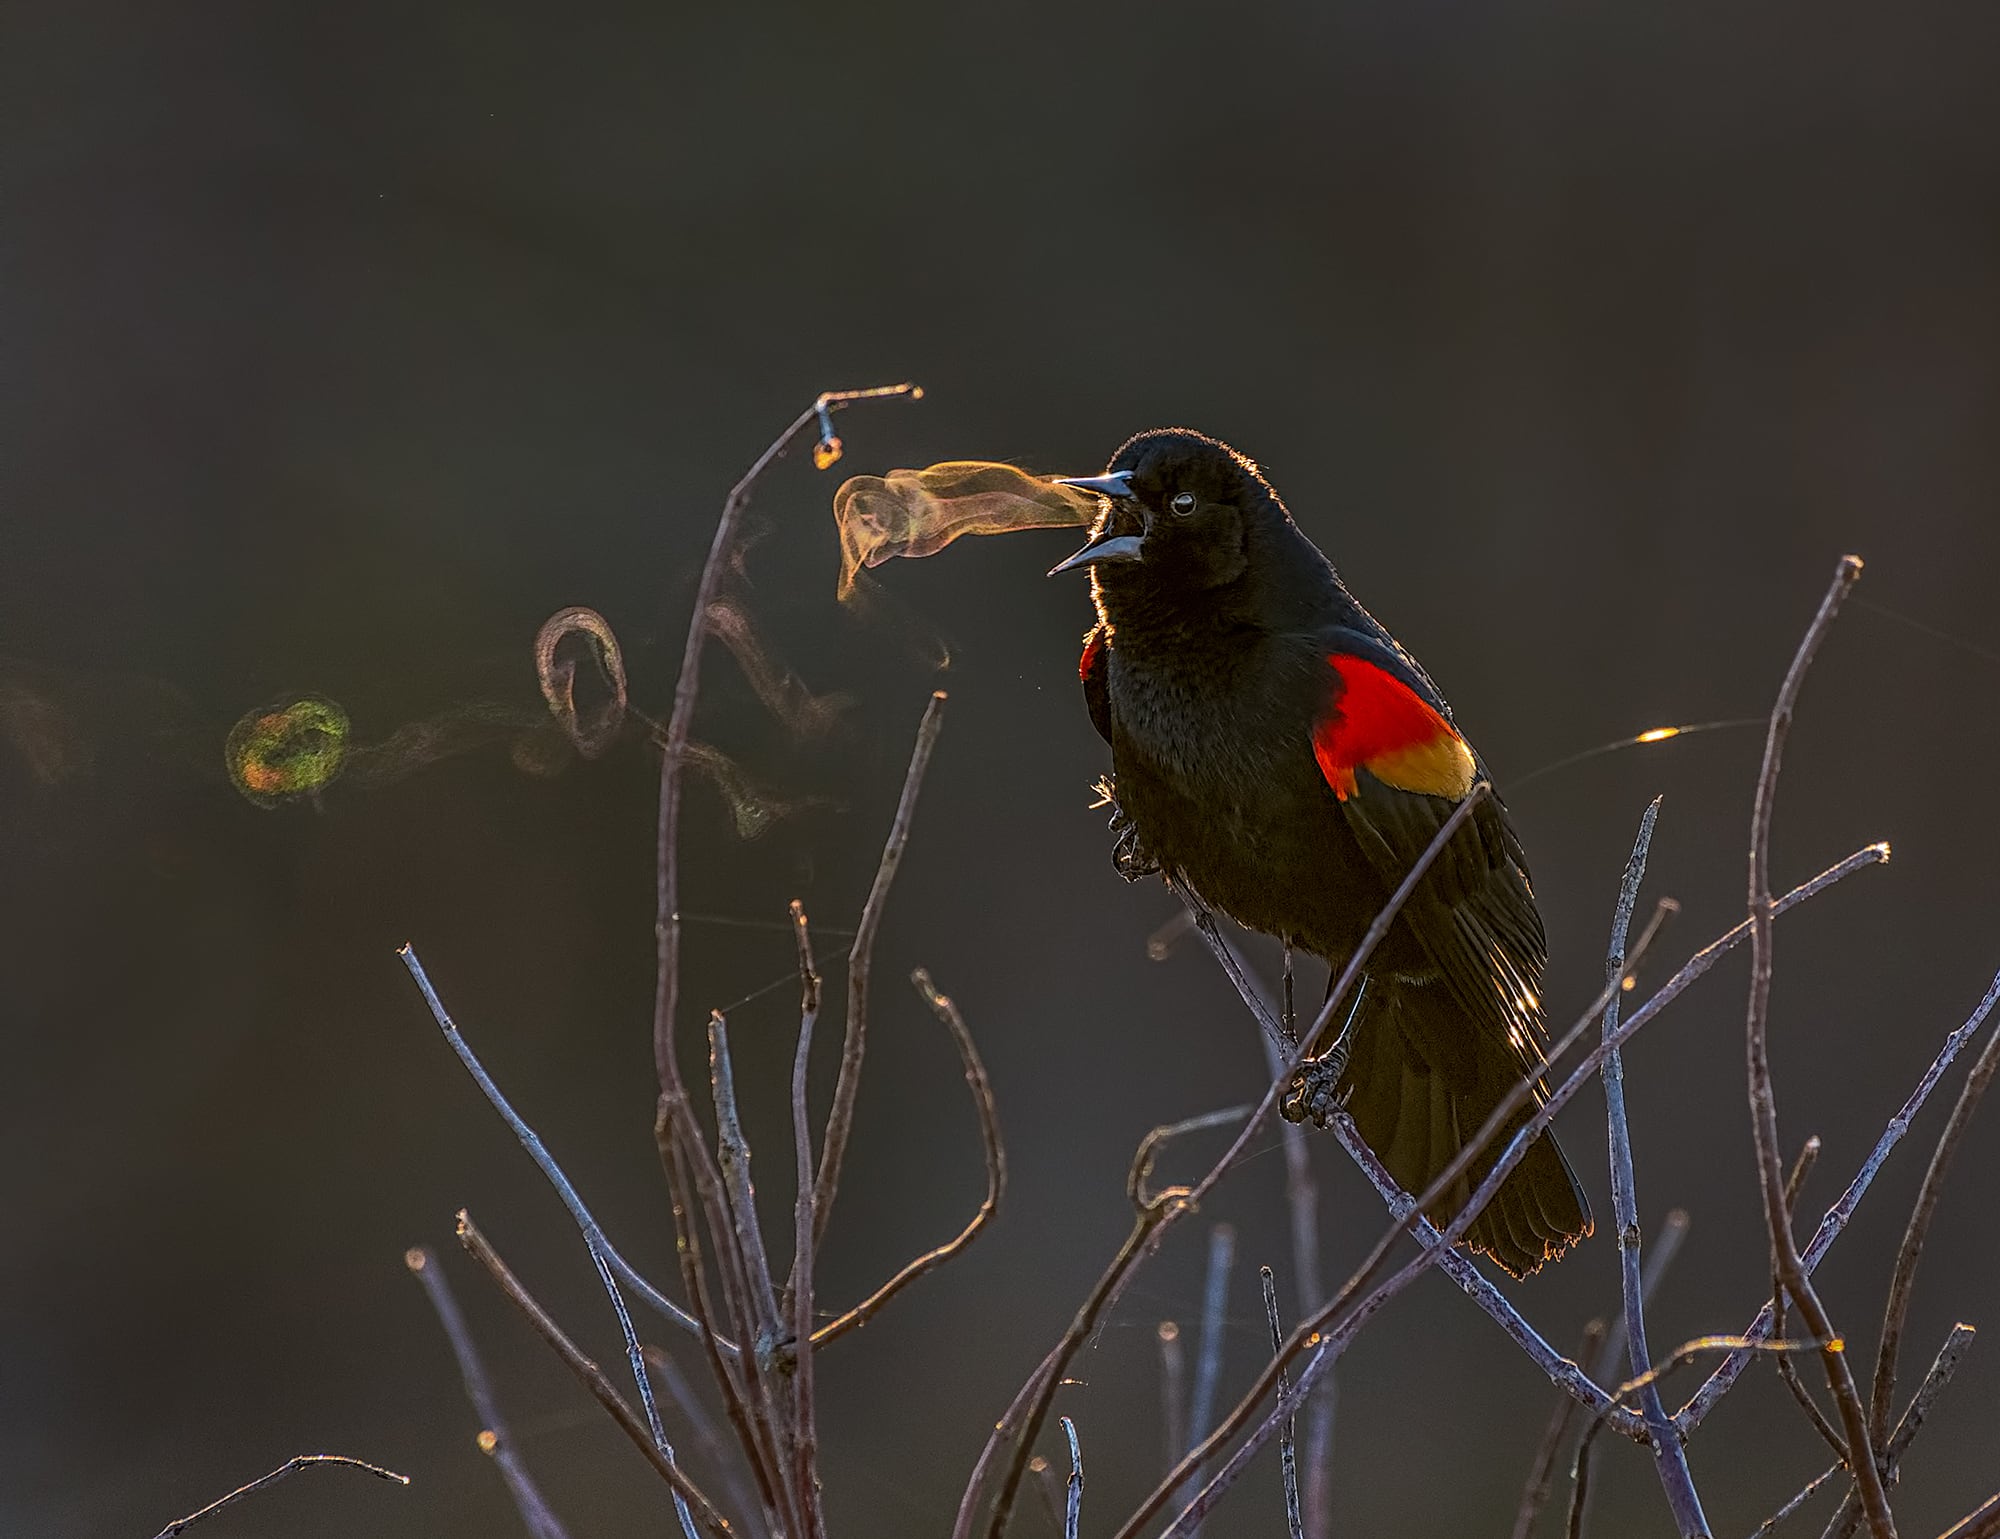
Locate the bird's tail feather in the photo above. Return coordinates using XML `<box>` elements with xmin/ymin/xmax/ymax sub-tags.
<box><xmin>1341</xmin><ymin>976</ymin><xmax>1591</xmax><ymax>1279</ymax></box>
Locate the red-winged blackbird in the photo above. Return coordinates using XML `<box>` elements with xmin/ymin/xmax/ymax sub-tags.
<box><xmin>1051</xmin><ymin>428</ymin><xmax>1589</xmax><ymax>1278</ymax></box>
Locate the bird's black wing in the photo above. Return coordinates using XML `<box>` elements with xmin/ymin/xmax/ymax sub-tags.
<box><xmin>1313</xmin><ymin>628</ymin><xmax>1551</xmax><ymax>1087</ymax></box>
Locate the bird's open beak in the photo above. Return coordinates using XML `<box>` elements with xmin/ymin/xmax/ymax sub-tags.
<box><xmin>1047</xmin><ymin>531</ymin><xmax>1144</xmax><ymax>576</ymax></box>
<box><xmin>1048</xmin><ymin>471</ymin><xmax>1143</xmax><ymax>575</ymax></box>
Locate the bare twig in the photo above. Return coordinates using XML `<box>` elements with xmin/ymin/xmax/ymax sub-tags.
<box><xmin>399</xmin><ymin>944</ymin><xmax>712</xmax><ymax>1345</ymax></box>
<box><xmin>1205</xmin><ymin>843</ymin><xmax>1886</xmax><ymax>1447</ymax></box>
<box><xmin>1570</xmin><ymin>1336</ymin><xmax>1825</xmax><ymax>1539</ymax></box>
<box><xmin>1775</xmin><ymin>1140</ymin><xmax>1850</xmax><ymax>1466</ymax></box>
<box><xmin>1936</xmin><ymin>1494</ymin><xmax>2000</xmax><ymax>1539</ymax></box>
<box><xmin>1158</xmin><ymin>1322</ymin><xmax>1187</xmax><ymax>1479</ymax></box>
<box><xmin>654</xmin><ymin>383</ymin><xmax>923</xmax><ymax>1104</ymax></box>
<box><xmin>1868</xmin><ymin>971</ymin><xmax>2000</xmax><ymax>1445</ymax></box>
<box><xmin>1749</xmin><ymin>1464</ymin><xmax>1845</xmax><ymax>1539</ymax></box>
<box><xmin>708</xmin><ymin>1013</ymin><xmax>784</xmax><ymax>1355</ymax></box>
<box><xmin>1261</xmin><ymin>1266</ymin><xmax>1306</xmax><ymax>1539</ymax></box>
<box><xmin>655</xmin><ymin>1091</ymin><xmax>796</xmax><ymax>1537</ymax></box>
<box><xmin>1741</xmin><ymin>556</ymin><xmax>1891</xmax><ymax>1537</ymax></box>
<box><xmin>1513</xmin><ymin>1318</ymin><xmax>1608</xmax><ymax>1539</ymax></box>
<box><xmin>1599</xmin><ymin>1209</ymin><xmax>1691</xmax><ymax>1380</ymax></box>
<box><xmin>644</xmin><ymin>1346</ymin><xmax>769</xmax><ymax>1539</ymax></box>
<box><xmin>786</xmin><ymin>902</ymin><xmax>826</xmax><ymax>1539</ymax></box>
<box><xmin>814</xmin><ymin>690</ymin><xmax>947</xmax><ymax>1249</ymax></box>
<box><xmin>1816</xmin><ymin>1323</ymin><xmax>1978</xmax><ymax>1539</ymax></box>
<box><xmin>1238</xmin><ymin>933</ymin><xmax>1334</xmax><ymax>1539</ymax></box>
<box><xmin>406</xmin><ymin>1246</ymin><xmax>571</xmax><ymax>1539</ymax></box>
<box><xmin>647</xmin><ymin>390</ymin><xmax>919</xmax><ymax>1524</ymax></box>
<box><xmin>810</xmin><ymin>966</ymin><xmax>1004</xmax><ymax>1347</ymax></box>
<box><xmin>962</xmin><ymin>1105</ymin><xmax>1252</xmax><ymax>1539</ymax></box>
<box><xmin>652</xmin><ymin>1097</ymin><xmax>784</xmax><ymax>1528</ymax></box>
<box><xmin>457</xmin><ymin>1211</ymin><xmax>736</xmax><ymax>1539</ymax></box>
<box><xmin>1181</xmin><ymin>1223</ymin><xmax>1236</xmax><ymax>1535</ymax></box>
<box><xmin>956</xmin><ymin>782</ymin><xmax>1493</xmax><ymax>1539</ymax></box>
<box><xmin>1135</xmin><ymin>901</ymin><xmax>1677</xmax><ymax>1539</ymax></box>
<box><xmin>1063</xmin><ymin>1417</ymin><xmax>1085</xmax><ymax>1539</ymax></box>
<box><xmin>1675</xmin><ymin>941</ymin><xmax>1995</xmax><ymax>1434</ymax></box>
<box><xmin>1599</xmin><ymin>796</ymin><xmax>1709</xmax><ymax>1537</ymax></box>
<box><xmin>400</xmin><ymin>941</ymin><xmax>703</xmax><ymax>1539</ymax></box>
<box><xmin>149</xmin><ymin>1455</ymin><xmax>409</xmax><ymax>1539</ymax></box>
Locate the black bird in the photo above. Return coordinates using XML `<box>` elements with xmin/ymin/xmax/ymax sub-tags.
<box><xmin>1051</xmin><ymin>428</ymin><xmax>1589</xmax><ymax>1278</ymax></box>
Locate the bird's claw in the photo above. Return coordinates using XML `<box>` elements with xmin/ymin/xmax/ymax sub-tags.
<box><xmin>1281</xmin><ymin>1048</ymin><xmax>1351</xmax><ymax>1128</ymax></box>
<box><xmin>1096</xmin><ymin>776</ymin><xmax>1163</xmax><ymax>882</ymax></box>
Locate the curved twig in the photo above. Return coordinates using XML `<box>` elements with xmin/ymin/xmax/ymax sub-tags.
<box><xmin>813</xmin><ymin>690</ymin><xmax>947</xmax><ymax>1248</ymax></box>
<box><xmin>1740</xmin><ymin>556</ymin><xmax>1892</xmax><ymax>1538</ymax></box>
<box><xmin>810</xmin><ymin>966</ymin><xmax>1004</xmax><ymax>1347</ymax></box>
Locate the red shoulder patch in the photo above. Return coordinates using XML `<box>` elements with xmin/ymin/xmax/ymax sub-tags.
<box><xmin>1079</xmin><ymin>629</ymin><xmax>1105</xmax><ymax>682</ymax></box>
<box><xmin>1313</xmin><ymin>654</ymin><xmax>1477</xmax><ymax>801</ymax></box>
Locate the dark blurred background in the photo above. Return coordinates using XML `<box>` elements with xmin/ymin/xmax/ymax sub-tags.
<box><xmin>6</xmin><ymin>3</ymin><xmax>2000</xmax><ymax>1535</ymax></box>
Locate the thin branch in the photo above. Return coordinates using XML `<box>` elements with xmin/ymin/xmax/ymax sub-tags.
<box><xmin>644</xmin><ymin>1346</ymin><xmax>770</xmax><ymax>1539</ymax></box>
<box><xmin>1569</xmin><ymin>1336</ymin><xmax>1826</xmax><ymax>1539</ymax></box>
<box><xmin>1513</xmin><ymin>1318</ymin><xmax>1608</xmax><ymax>1539</ymax></box>
<box><xmin>708</xmin><ymin>1012</ymin><xmax>784</xmax><ymax>1355</ymax></box>
<box><xmin>656</xmin><ymin>1091</ymin><xmax>798</xmax><ymax>1538</ymax></box>
<box><xmin>654</xmin><ymin>383</ymin><xmax>923</xmax><ymax>1107</ymax></box>
<box><xmin>813</xmin><ymin>690</ymin><xmax>948</xmax><ymax>1249</ymax></box>
<box><xmin>1818</xmin><ymin>1323</ymin><xmax>1979</xmax><ymax>1539</ymax></box>
<box><xmin>787</xmin><ymin>901</ymin><xmax>826</xmax><ymax>1539</ymax></box>
<box><xmin>1599</xmin><ymin>796</ymin><xmax>1709</xmax><ymax>1537</ymax></box>
<box><xmin>1936</xmin><ymin>1494</ymin><xmax>2000</xmax><ymax>1539</ymax></box>
<box><xmin>457</xmin><ymin>1211</ymin><xmax>736</xmax><ymax>1539</ymax></box>
<box><xmin>1180</xmin><ymin>1223</ymin><xmax>1236</xmax><ymax>1536</ymax></box>
<box><xmin>1775</xmin><ymin>1140</ymin><xmax>1850</xmax><ymax>1466</ymax></box>
<box><xmin>1062</xmin><ymin>1417</ymin><xmax>1085</xmax><ymax>1539</ymax></box>
<box><xmin>1207</xmin><ymin>843</ymin><xmax>1886</xmax><ymax>1446</ymax></box>
<box><xmin>810</xmin><ymin>966</ymin><xmax>1004</xmax><ymax>1347</ymax></box>
<box><xmin>401</xmin><ymin>945</ymin><xmax>707</xmax><ymax>1539</ymax></box>
<box><xmin>1676</xmin><ymin>941</ymin><xmax>1992</xmax><ymax>1433</ymax></box>
<box><xmin>1741</xmin><ymin>556</ymin><xmax>1891</xmax><ymax>1537</ymax></box>
<box><xmin>962</xmin><ymin>1105</ymin><xmax>1252</xmax><ymax>1539</ymax></box>
<box><xmin>1260</xmin><ymin>1267</ymin><xmax>1306</xmax><ymax>1539</ymax></box>
<box><xmin>1868</xmin><ymin>971</ymin><xmax>2000</xmax><ymax>1445</ymax></box>
<box><xmin>1158</xmin><ymin>1322</ymin><xmax>1187</xmax><ymax>1481</ymax></box>
<box><xmin>1748</xmin><ymin>1464</ymin><xmax>1846</xmax><ymax>1539</ymax></box>
<box><xmin>652</xmin><ymin>1097</ymin><xmax>785</xmax><ymax>1529</ymax></box>
<box><xmin>1134</xmin><ymin>902</ymin><xmax>1678</xmax><ymax>1539</ymax></box>
<box><xmin>406</xmin><ymin>1246</ymin><xmax>572</xmax><ymax>1539</ymax></box>
<box><xmin>1239</xmin><ymin>934</ymin><xmax>1333</xmax><ymax>1539</ymax></box>
<box><xmin>646</xmin><ymin>390</ymin><xmax>919</xmax><ymax>1514</ymax></box>
<box><xmin>149</xmin><ymin>1455</ymin><xmax>409</xmax><ymax>1539</ymax></box>
<box><xmin>399</xmin><ymin>944</ymin><xmax>714</xmax><ymax>1345</ymax></box>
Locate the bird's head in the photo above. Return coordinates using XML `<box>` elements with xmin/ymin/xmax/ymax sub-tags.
<box><xmin>1048</xmin><ymin>429</ymin><xmax>1290</xmax><ymax>604</ymax></box>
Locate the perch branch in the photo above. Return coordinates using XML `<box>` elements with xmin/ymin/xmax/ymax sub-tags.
<box><xmin>1135</xmin><ymin>902</ymin><xmax>1676</xmax><ymax>1539</ymax></box>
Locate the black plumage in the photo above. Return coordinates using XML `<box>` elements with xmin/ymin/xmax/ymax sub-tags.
<box><xmin>1056</xmin><ymin>428</ymin><xmax>1589</xmax><ymax>1278</ymax></box>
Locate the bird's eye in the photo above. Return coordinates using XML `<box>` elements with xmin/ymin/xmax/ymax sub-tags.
<box><xmin>1169</xmin><ymin>491</ymin><xmax>1197</xmax><ymax>516</ymax></box>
